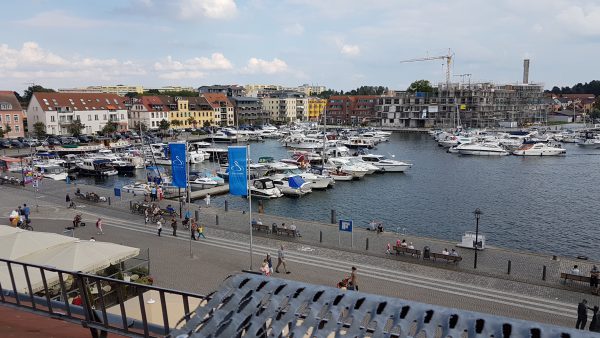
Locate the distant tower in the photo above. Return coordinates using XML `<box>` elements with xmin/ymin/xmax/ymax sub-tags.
<box><xmin>523</xmin><ymin>59</ymin><xmax>530</xmax><ymax>84</ymax></box>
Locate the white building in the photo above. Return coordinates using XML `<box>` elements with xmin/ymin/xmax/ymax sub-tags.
<box><xmin>127</xmin><ymin>96</ymin><xmax>169</xmax><ymax>130</ymax></box>
<box><xmin>27</xmin><ymin>93</ymin><xmax>128</xmax><ymax>135</ymax></box>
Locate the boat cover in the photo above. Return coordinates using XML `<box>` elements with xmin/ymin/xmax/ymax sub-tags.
<box><xmin>288</xmin><ymin>175</ymin><xmax>305</xmax><ymax>188</ymax></box>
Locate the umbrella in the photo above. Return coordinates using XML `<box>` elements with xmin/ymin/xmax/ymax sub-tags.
<box><xmin>0</xmin><ymin>230</ymin><xmax>78</xmax><ymax>260</ymax></box>
<box><xmin>0</xmin><ymin>225</ymin><xmax>24</xmax><ymax>237</ymax></box>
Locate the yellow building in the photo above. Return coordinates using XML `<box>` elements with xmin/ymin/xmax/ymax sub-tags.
<box><xmin>308</xmin><ymin>97</ymin><xmax>326</xmax><ymax>121</ymax></box>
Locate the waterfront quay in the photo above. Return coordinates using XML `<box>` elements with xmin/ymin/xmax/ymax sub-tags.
<box><xmin>1</xmin><ymin>178</ymin><xmax>598</xmax><ymax>328</ymax></box>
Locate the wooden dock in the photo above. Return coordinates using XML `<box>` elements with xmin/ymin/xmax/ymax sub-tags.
<box><xmin>166</xmin><ymin>184</ymin><xmax>230</xmax><ymax>201</ymax></box>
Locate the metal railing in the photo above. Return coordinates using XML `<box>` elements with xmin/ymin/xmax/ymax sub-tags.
<box><xmin>0</xmin><ymin>257</ymin><xmax>206</xmax><ymax>338</ymax></box>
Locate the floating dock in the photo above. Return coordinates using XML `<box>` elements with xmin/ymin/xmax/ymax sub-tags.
<box><xmin>166</xmin><ymin>184</ymin><xmax>230</xmax><ymax>201</ymax></box>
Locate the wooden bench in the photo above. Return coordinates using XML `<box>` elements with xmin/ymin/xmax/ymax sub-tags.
<box><xmin>430</xmin><ymin>252</ymin><xmax>462</xmax><ymax>264</ymax></box>
<box><xmin>276</xmin><ymin>228</ymin><xmax>298</xmax><ymax>237</ymax></box>
<box><xmin>560</xmin><ymin>273</ymin><xmax>591</xmax><ymax>285</ymax></box>
<box><xmin>252</xmin><ymin>223</ymin><xmax>271</xmax><ymax>234</ymax></box>
<box><xmin>393</xmin><ymin>246</ymin><xmax>422</xmax><ymax>258</ymax></box>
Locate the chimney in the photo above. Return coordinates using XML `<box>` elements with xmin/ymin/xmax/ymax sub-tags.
<box><xmin>523</xmin><ymin>59</ymin><xmax>530</xmax><ymax>84</ymax></box>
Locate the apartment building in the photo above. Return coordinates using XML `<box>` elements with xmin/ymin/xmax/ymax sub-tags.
<box><xmin>261</xmin><ymin>91</ymin><xmax>307</xmax><ymax>123</ymax></box>
<box><xmin>27</xmin><ymin>93</ymin><xmax>128</xmax><ymax>135</ymax></box>
<box><xmin>58</xmin><ymin>85</ymin><xmax>144</xmax><ymax>96</ymax></box>
<box><xmin>326</xmin><ymin>95</ymin><xmax>379</xmax><ymax>126</ymax></box>
<box><xmin>198</xmin><ymin>85</ymin><xmax>244</xmax><ymax>97</ymax></box>
<box><xmin>0</xmin><ymin>91</ymin><xmax>25</xmax><ymax>138</ymax></box>
<box><xmin>308</xmin><ymin>98</ymin><xmax>326</xmax><ymax>122</ymax></box>
<box><xmin>127</xmin><ymin>96</ymin><xmax>169</xmax><ymax>130</ymax></box>
<box><xmin>229</xmin><ymin>96</ymin><xmax>270</xmax><ymax>126</ymax></box>
<box><xmin>202</xmin><ymin>93</ymin><xmax>234</xmax><ymax>126</ymax></box>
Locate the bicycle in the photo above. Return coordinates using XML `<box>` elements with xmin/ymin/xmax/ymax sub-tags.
<box><xmin>18</xmin><ymin>219</ymin><xmax>33</xmax><ymax>231</ymax></box>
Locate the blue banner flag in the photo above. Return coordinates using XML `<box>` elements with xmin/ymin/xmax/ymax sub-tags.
<box><xmin>169</xmin><ymin>143</ymin><xmax>187</xmax><ymax>188</ymax></box>
<box><xmin>339</xmin><ymin>220</ymin><xmax>353</xmax><ymax>232</ymax></box>
<box><xmin>228</xmin><ymin>146</ymin><xmax>247</xmax><ymax>196</ymax></box>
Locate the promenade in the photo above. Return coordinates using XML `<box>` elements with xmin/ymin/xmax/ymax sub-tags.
<box><xmin>0</xmin><ymin>177</ymin><xmax>598</xmax><ymax>329</ymax></box>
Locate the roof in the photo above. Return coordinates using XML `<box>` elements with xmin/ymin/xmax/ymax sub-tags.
<box><xmin>201</xmin><ymin>93</ymin><xmax>233</xmax><ymax>109</ymax></box>
<box><xmin>0</xmin><ymin>91</ymin><xmax>22</xmax><ymax>111</ymax></box>
<box><xmin>32</xmin><ymin>92</ymin><xmax>126</xmax><ymax>111</ymax></box>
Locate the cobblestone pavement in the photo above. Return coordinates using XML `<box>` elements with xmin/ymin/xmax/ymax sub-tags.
<box><xmin>1</xmin><ymin>179</ymin><xmax>598</xmax><ymax>328</ymax></box>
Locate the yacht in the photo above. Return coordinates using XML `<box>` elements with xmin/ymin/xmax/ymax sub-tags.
<box><xmin>281</xmin><ymin>135</ymin><xmax>324</xmax><ymax>150</ymax></box>
<box><xmin>457</xmin><ymin>143</ymin><xmax>509</xmax><ymax>156</ymax></box>
<box><xmin>263</xmin><ymin>160</ymin><xmax>333</xmax><ymax>189</ymax></box>
<box><xmin>325</xmin><ymin>158</ymin><xmax>368</xmax><ymax>179</ymax></box>
<box><xmin>249</xmin><ymin>178</ymin><xmax>283</xmax><ymax>199</ymax></box>
<box><xmin>77</xmin><ymin>159</ymin><xmax>118</xmax><ymax>176</ymax></box>
<box><xmin>360</xmin><ymin>154</ymin><xmax>412</xmax><ymax>172</ymax></box>
<box><xmin>110</xmin><ymin>159</ymin><xmax>136</xmax><ymax>175</ymax></box>
<box><xmin>189</xmin><ymin>177</ymin><xmax>219</xmax><ymax>190</ymax></box>
<box><xmin>33</xmin><ymin>164</ymin><xmax>68</xmax><ymax>181</ymax></box>
<box><xmin>273</xmin><ymin>176</ymin><xmax>312</xmax><ymax>197</ymax></box>
<box><xmin>342</xmin><ymin>137</ymin><xmax>375</xmax><ymax>149</ymax></box>
<box><xmin>577</xmin><ymin>138</ymin><xmax>600</xmax><ymax>148</ymax></box>
<box><xmin>513</xmin><ymin>143</ymin><xmax>566</xmax><ymax>156</ymax></box>
<box><xmin>122</xmin><ymin>182</ymin><xmax>151</xmax><ymax>194</ymax></box>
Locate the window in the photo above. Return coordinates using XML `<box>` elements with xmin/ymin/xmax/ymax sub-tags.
<box><xmin>95</xmin><ymin>115</ymin><xmax>99</xmax><ymax>121</ymax></box>
<box><xmin>103</xmin><ymin>114</ymin><xmax>107</xmax><ymax>120</ymax></box>
<box><xmin>50</xmin><ymin>116</ymin><xmax>55</xmax><ymax>122</ymax></box>
<box><xmin>14</xmin><ymin>125</ymin><xmax>20</xmax><ymax>132</ymax></box>
<box><xmin>121</xmin><ymin>114</ymin><xmax>124</xmax><ymax>120</ymax></box>
<box><xmin>88</xmin><ymin>115</ymin><xmax>91</xmax><ymax>121</ymax></box>
<box><xmin>5</xmin><ymin>114</ymin><xmax>9</xmax><ymax>121</ymax></box>
<box><xmin>14</xmin><ymin>114</ymin><xmax>19</xmax><ymax>122</ymax></box>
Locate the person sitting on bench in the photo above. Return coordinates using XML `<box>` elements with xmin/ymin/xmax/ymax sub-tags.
<box><xmin>407</xmin><ymin>242</ymin><xmax>414</xmax><ymax>249</ymax></box>
<box><xmin>571</xmin><ymin>265</ymin><xmax>581</xmax><ymax>275</ymax></box>
<box><xmin>442</xmin><ymin>248</ymin><xmax>449</xmax><ymax>255</ymax></box>
<box><xmin>73</xmin><ymin>214</ymin><xmax>82</xmax><ymax>228</ymax></box>
<box><xmin>451</xmin><ymin>248</ymin><xmax>459</xmax><ymax>256</ymax></box>
<box><xmin>288</xmin><ymin>223</ymin><xmax>301</xmax><ymax>237</ymax></box>
<box><xmin>165</xmin><ymin>204</ymin><xmax>176</xmax><ymax>215</ymax></box>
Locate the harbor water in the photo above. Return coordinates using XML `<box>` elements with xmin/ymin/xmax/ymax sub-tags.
<box><xmin>76</xmin><ymin>133</ymin><xmax>600</xmax><ymax>259</ymax></box>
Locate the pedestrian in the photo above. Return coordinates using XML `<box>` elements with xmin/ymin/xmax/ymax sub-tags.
<box><xmin>89</xmin><ymin>237</ymin><xmax>96</xmax><ymax>242</ymax></box>
<box><xmin>157</xmin><ymin>186</ymin><xmax>163</xmax><ymax>200</ymax></box>
<box><xmin>157</xmin><ymin>219</ymin><xmax>163</xmax><ymax>236</ymax></box>
<box><xmin>17</xmin><ymin>205</ymin><xmax>23</xmax><ymax>218</ymax></box>
<box><xmin>577</xmin><ymin>299</ymin><xmax>589</xmax><ymax>329</ymax></box>
<box><xmin>144</xmin><ymin>208</ymin><xmax>149</xmax><ymax>225</ymax></box>
<box><xmin>590</xmin><ymin>306</ymin><xmax>600</xmax><ymax>332</ymax></box>
<box><xmin>266</xmin><ymin>253</ymin><xmax>273</xmax><ymax>274</ymax></box>
<box><xmin>191</xmin><ymin>220</ymin><xmax>198</xmax><ymax>240</ymax></box>
<box><xmin>66</xmin><ymin>194</ymin><xmax>71</xmax><ymax>206</ymax></box>
<box><xmin>22</xmin><ymin>204</ymin><xmax>30</xmax><ymax>222</ymax></box>
<box><xmin>205</xmin><ymin>193</ymin><xmax>211</xmax><ymax>207</ymax></box>
<box><xmin>386</xmin><ymin>242</ymin><xmax>391</xmax><ymax>255</ymax></box>
<box><xmin>197</xmin><ymin>223</ymin><xmax>206</xmax><ymax>239</ymax></box>
<box><xmin>261</xmin><ymin>259</ymin><xmax>271</xmax><ymax>276</ymax></box>
<box><xmin>151</xmin><ymin>186</ymin><xmax>157</xmax><ymax>202</ymax></box>
<box><xmin>275</xmin><ymin>245</ymin><xmax>290</xmax><ymax>274</ymax></box>
<box><xmin>96</xmin><ymin>218</ymin><xmax>103</xmax><ymax>235</ymax></box>
<box><xmin>171</xmin><ymin>218</ymin><xmax>177</xmax><ymax>236</ymax></box>
<box><xmin>349</xmin><ymin>266</ymin><xmax>358</xmax><ymax>291</ymax></box>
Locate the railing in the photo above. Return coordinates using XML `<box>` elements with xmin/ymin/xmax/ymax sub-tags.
<box><xmin>0</xmin><ymin>257</ymin><xmax>206</xmax><ymax>338</ymax></box>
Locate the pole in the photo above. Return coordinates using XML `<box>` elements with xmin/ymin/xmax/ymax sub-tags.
<box><xmin>247</xmin><ymin>144</ymin><xmax>253</xmax><ymax>270</ymax></box>
<box><xmin>474</xmin><ymin>208</ymin><xmax>481</xmax><ymax>270</ymax></box>
<box><xmin>186</xmin><ymin>140</ymin><xmax>192</xmax><ymax>258</ymax></box>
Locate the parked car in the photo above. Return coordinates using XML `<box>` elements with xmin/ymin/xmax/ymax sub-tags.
<box><xmin>0</xmin><ymin>139</ymin><xmax>10</xmax><ymax>148</ymax></box>
<box><xmin>10</xmin><ymin>140</ymin><xmax>25</xmax><ymax>148</ymax></box>
<box><xmin>78</xmin><ymin>135</ymin><xmax>91</xmax><ymax>143</ymax></box>
<box><xmin>47</xmin><ymin>137</ymin><xmax>61</xmax><ymax>146</ymax></box>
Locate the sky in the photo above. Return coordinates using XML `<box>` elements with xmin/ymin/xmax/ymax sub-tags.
<box><xmin>1</xmin><ymin>0</ymin><xmax>599</xmax><ymax>93</ymax></box>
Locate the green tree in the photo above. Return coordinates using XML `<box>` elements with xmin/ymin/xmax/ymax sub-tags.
<box><xmin>158</xmin><ymin>119</ymin><xmax>170</xmax><ymax>132</ymax></box>
<box><xmin>187</xmin><ymin>116</ymin><xmax>197</xmax><ymax>127</ymax></box>
<box><xmin>146</xmin><ymin>89</ymin><xmax>160</xmax><ymax>94</ymax></box>
<box><xmin>407</xmin><ymin>80</ymin><xmax>433</xmax><ymax>93</ymax></box>
<box><xmin>592</xmin><ymin>97</ymin><xmax>600</xmax><ymax>121</ymax></box>
<box><xmin>101</xmin><ymin>121</ymin><xmax>118</xmax><ymax>135</ymax></box>
<box><xmin>66</xmin><ymin>120</ymin><xmax>85</xmax><ymax>137</ymax></box>
<box><xmin>125</xmin><ymin>92</ymin><xmax>139</xmax><ymax>98</ymax></box>
<box><xmin>22</xmin><ymin>85</ymin><xmax>55</xmax><ymax>104</ymax></box>
<box><xmin>133</xmin><ymin>121</ymin><xmax>148</xmax><ymax>132</ymax></box>
<box><xmin>170</xmin><ymin>119</ymin><xmax>182</xmax><ymax>128</ymax></box>
<box><xmin>4</xmin><ymin>123</ymin><xmax>11</xmax><ymax>134</ymax></box>
<box><xmin>33</xmin><ymin>122</ymin><xmax>46</xmax><ymax>138</ymax></box>
<box><xmin>203</xmin><ymin>120</ymin><xmax>211</xmax><ymax>128</ymax></box>
<box><xmin>0</xmin><ymin>127</ymin><xmax>4</xmax><ymax>138</ymax></box>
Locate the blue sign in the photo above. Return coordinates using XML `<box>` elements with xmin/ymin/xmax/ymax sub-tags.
<box><xmin>169</xmin><ymin>143</ymin><xmax>187</xmax><ymax>188</ymax></box>
<box><xmin>228</xmin><ymin>146</ymin><xmax>247</xmax><ymax>196</ymax></box>
<box><xmin>114</xmin><ymin>188</ymin><xmax>121</xmax><ymax>197</ymax></box>
<box><xmin>339</xmin><ymin>219</ymin><xmax>353</xmax><ymax>232</ymax></box>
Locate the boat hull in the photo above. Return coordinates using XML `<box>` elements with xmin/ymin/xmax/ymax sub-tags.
<box><xmin>458</xmin><ymin>149</ymin><xmax>509</xmax><ymax>156</ymax></box>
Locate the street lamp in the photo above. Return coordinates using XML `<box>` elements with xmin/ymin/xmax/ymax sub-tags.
<box><xmin>473</xmin><ymin>208</ymin><xmax>482</xmax><ymax>269</ymax></box>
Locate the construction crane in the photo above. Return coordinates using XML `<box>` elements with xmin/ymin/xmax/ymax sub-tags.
<box><xmin>454</xmin><ymin>73</ymin><xmax>472</xmax><ymax>86</ymax></box>
<box><xmin>399</xmin><ymin>49</ymin><xmax>453</xmax><ymax>88</ymax></box>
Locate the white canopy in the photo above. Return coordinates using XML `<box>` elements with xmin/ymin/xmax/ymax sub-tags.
<box><xmin>0</xmin><ymin>231</ymin><xmax>78</xmax><ymax>260</ymax></box>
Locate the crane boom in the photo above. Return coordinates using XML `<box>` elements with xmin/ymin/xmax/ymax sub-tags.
<box><xmin>399</xmin><ymin>49</ymin><xmax>453</xmax><ymax>88</ymax></box>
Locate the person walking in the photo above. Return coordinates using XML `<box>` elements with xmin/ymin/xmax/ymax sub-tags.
<box><xmin>156</xmin><ymin>219</ymin><xmax>163</xmax><ymax>236</ymax></box>
<box><xmin>349</xmin><ymin>266</ymin><xmax>359</xmax><ymax>291</ymax></box>
<box><xmin>205</xmin><ymin>193</ymin><xmax>211</xmax><ymax>207</ymax></box>
<box><xmin>190</xmin><ymin>220</ymin><xmax>198</xmax><ymax>240</ymax></box>
<box><xmin>275</xmin><ymin>245</ymin><xmax>290</xmax><ymax>274</ymax></box>
<box><xmin>66</xmin><ymin>194</ymin><xmax>71</xmax><ymax>207</ymax></box>
<box><xmin>150</xmin><ymin>186</ymin><xmax>157</xmax><ymax>202</ymax></box>
<box><xmin>266</xmin><ymin>253</ymin><xmax>273</xmax><ymax>274</ymax></box>
<box><xmin>590</xmin><ymin>306</ymin><xmax>600</xmax><ymax>332</ymax></box>
<box><xmin>171</xmin><ymin>218</ymin><xmax>178</xmax><ymax>237</ymax></box>
<box><xmin>197</xmin><ymin>224</ymin><xmax>206</xmax><ymax>239</ymax></box>
<box><xmin>577</xmin><ymin>299</ymin><xmax>589</xmax><ymax>329</ymax></box>
<box><xmin>96</xmin><ymin>218</ymin><xmax>104</xmax><ymax>235</ymax></box>
<box><xmin>22</xmin><ymin>204</ymin><xmax>30</xmax><ymax>222</ymax></box>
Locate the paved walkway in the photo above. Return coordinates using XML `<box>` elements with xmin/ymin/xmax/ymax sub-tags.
<box><xmin>1</xmin><ymin>178</ymin><xmax>599</xmax><ymax>329</ymax></box>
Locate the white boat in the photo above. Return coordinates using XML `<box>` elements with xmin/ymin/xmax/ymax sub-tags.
<box><xmin>512</xmin><ymin>143</ymin><xmax>566</xmax><ymax>156</ymax></box>
<box><xmin>329</xmin><ymin>170</ymin><xmax>353</xmax><ymax>181</ymax></box>
<box><xmin>457</xmin><ymin>143</ymin><xmax>509</xmax><ymax>156</ymax></box>
<box><xmin>281</xmin><ymin>135</ymin><xmax>324</xmax><ymax>150</ymax></box>
<box><xmin>33</xmin><ymin>164</ymin><xmax>68</xmax><ymax>180</ymax></box>
<box><xmin>360</xmin><ymin>154</ymin><xmax>412</xmax><ymax>172</ymax></box>
<box><xmin>273</xmin><ymin>176</ymin><xmax>312</xmax><ymax>197</ymax></box>
<box><xmin>122</xmin><ymin>182</ymin><xmax>151</xmax><ymax>194</ymax></box>
<box><xmin>342</xmin><ymin>137</ymin><xmax>375</xmax><ymax>149</ymax></box>
<box><xmin>325</xmin><ymin>158</ymin><xmax>368</xmax><ymax>179</ymax></box>
<box><xmin>456</xmin><ymin>231</ymin><xmax>486</xmax><ymax>250</ymax></box>
<box><xmin>576</xmin><ymin>138</ymin><xmax>600</xmax><ymax>148</ymax></box>
<box><xmin>189</xmin><ymin>177</ymin><xmax>219</xmax><ymax>189</ymax></box>
<box><xmin>77</xmin><ymin>159</ymin><xmax>118</xmax><ymax>176</ymax></box>
<box><xmin>263</xmin><ymin>160</ymin><xmax>333</xmax><ymax>189</ymax></box>
<box><xmin>249</xmin><ymin>178</ymin><xmax>283</xmax><ymax>199</ymax></box>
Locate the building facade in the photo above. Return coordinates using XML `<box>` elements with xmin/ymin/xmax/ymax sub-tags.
<box><xmin>308</xmin><ymin>98</ymin><xmax>326</xmax><ymax>121</ymax></box>
<box><xmin>198</xmin><ymin>85</ymin><xmax>244</xmax><ymax>97</ymax></box>
<box><xmin>0</xmin><ymin>91</ymin><xmax>25</xmax><ymax>138</ymax></box>
<box><xmin>261</xmin><ymin>91</ymin><xmax>307</xmax><ymax>123</ymax></box>
<box><xmin>202</xmin><ymin>93</ymin><xmax>234</xmax><ymax>126</ymax></box>
<box><xmin>27</xmin><ymin>93</ymin><xmax>128</xmax><ymax>135</ymax></box>
<box><xmin>326</xmin><ymin>95</ymin><xmax>379</xmax><ymax>126</ymax></box>
<box><xmin>127</xmin><ymin>96</ymin><xmax>169</xmax><ymax>130</ymax></box>
<box><xmin>58</xmin><ymin>85</ymin><xmax>144</xmax><ymax>96</ymax></box>
<box><xmin>229</xmin><ymin>97</ymin><xmax>270</xmax><ymax>126</ymax></box>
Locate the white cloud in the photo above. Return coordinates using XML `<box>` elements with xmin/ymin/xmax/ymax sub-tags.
<box><xmin>158</xmin><ymin>71</ymin><xmax>206</xmax><ymax>80</ymax></box>
<box><xmin>154</xmin><ymin>53</ymin><xmax>233</xmax><ymax>72</ymax></box>
<box><xmin>242</xmin><ymin>58</ymin><xmax>288</xmax><ymax>74</ymax></box>
<box><xmin>178</xmin><ymin>0</ymin><xmax>237</xmax><ymax>20</ymax></box>
<box><xmin>556</xmin><ymin>5</ymin><xmax>600</xmax><ymax>35</ymax></box>
<box><xmin>284</xmin><ymin>23</ymin><xmax>304</xmax><ymax>36</ymax></box>
<box><xmin>340</xmin><ymin>44</ymin><xmax>360</xmax><ymax>56</ymax></box>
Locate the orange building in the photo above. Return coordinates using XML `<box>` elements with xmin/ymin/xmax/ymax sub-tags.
<box><xmin>0</xmin><ymin>91</ymin><xmax>25</xmax><ymax>138</ymax></box>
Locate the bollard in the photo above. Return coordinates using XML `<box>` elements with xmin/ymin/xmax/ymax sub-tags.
<box><xmin>224</xmin><ymin>200</ymin><xmax>228</xmax><ymax>212</ymax></box>
<box><xmin>195</xmin><ymin>210</ymin><xmax>200</xmax><ymax>221</ymax></box>
<box><xmin>129</xmin><ymin>200</ymin><xmax>132</xmax><ymax>210</ymax></box>
<box><xmin>215</xmin><ymin>214</ymin><xmax>219</xmax><ymax>225</ymax></box>
<box><xmin>330</xmin><ymin>209</ymin><xmax>336</xmax><ymax>224</ymax></box>
<box><xmin>542</xmin><ymin>265</ymin><xmax>547</xmax><ymax>281</ymax></box>
<box><xmin>366</xmin><ymin>238</ymin><xmax>369</xmax><ymax>251</ymax></box>
<box><xmin>507</xmin><ymin>260</ymin><xmax>511</xmax><ymax>275</ymax></box>
<box><xmin>319</xmin><ymin>231</ymin><xmax>322</xmax><ymax>243</ymax></box>
<box><xmin>108</xmin><ymin>197</ymin><xmax>111</xmax><ymax>206</ymax></box>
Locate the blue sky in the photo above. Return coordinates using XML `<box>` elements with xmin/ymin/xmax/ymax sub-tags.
<box><xmin>1</xmin><ymin>0</ymin><xmax>599</xmax><ymax>93</ymax></box>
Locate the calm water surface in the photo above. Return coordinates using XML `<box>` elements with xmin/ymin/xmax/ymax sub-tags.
<box><xmin>78</xmin><ymin>134</ymin><xmax>600</xmax><ymax>259</ymax></box>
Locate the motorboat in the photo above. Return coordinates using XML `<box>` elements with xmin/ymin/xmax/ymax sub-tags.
<box><xmin>325</xmin><ymin>158</ymin><xmax>368</xmax><ymax>179</ymax></box>
<box><xmin>576</xmin><ymin>138</ymin><xmax>600</xmax><ymax>148</ymax></box>
<box><xmin>110</xmin><ymin>159</ymin><xmax>137</xmax><ymax>175</ymax></box>
<box><xmin>281</xmin><ymin>135</ymin><xmax>324</xmax><ymax>150</ymax></box>
<box><xmin>456</xmin><ymin>231</ymin><xmax>486</xmax><ymax>250</ymax></box>
<box><xmin>210</xmin><ymin>129</ymin><xmax>246</xmax><ymax>143</ymax></box>
<box><xmin>512</xmin><ymin>143</ymin><xmax>566</xmax><ymax>156</ymax></box>
<box><xmin>457</xmin><ymin>143</ymin><xmax>509</xmax><ymax>156</ymax></box>
<box><xmin>249</xmin><ymin>178</ymin><xmax>283</xmax><ymax>199</ymax></box>
<box><xmin>189</xmin><ymin>177</ymin><xmax>219</xmax><ymax>190</ymax></box>
<box><xmin>122</xmin><ymin>182</ymin><xmax>151</xmax><ymax>194</ymax></box>
<box><xmin>342</xmin><ymin>137</ymin><xmax>375</xmax><ymax>149</ymax></box>
<box><xmin>264</xmin><ymin>161</ymin><xmax>333</xmax><ymax>189</ymax></box>
<box><xmin>359</xmin><ymin>154</ymin><xmax>412</xmax><ymax>172</ymax></box>
<box><xmin>33</xmin><ymin>164</ymin><xmax>68</xmax><ymax>180</ymax></box>
<box><xmin>329</xmin><ymin>170</ymin><xmax>353</xmax><ymax>181</ymax></box>
<box><xmin>77</xmin><ymin>159</ymin><xmax>118</xmax><ymax>176</ymax></box>
<box><xmin>273</xmin><ymin>176</ymin><xmax>312</xmax><ymax>197</ymax></box>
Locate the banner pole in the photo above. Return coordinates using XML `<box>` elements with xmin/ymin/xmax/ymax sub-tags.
<box><xmin>247</xmin><ymin>144</ymin><xmax>253</xmax><ymax>270</ymax></box>
<box><xmin>186</xmin><ymin>140</ymin><xmax>192</xmax><ymax>258</ymax></box>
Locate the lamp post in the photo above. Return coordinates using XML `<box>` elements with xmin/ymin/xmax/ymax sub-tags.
<box><xmin>473</xmin><ymin>208</ymin><xmax>482</xmax><ymax>269</ymax></box>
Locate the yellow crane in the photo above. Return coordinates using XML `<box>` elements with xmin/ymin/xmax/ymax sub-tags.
<box><xmin>399</xmin><ymin>49</ymin><xmax>453</xmax><ymax>88</ymax></box>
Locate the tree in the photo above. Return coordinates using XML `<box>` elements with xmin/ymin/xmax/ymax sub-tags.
<box><xmin>33</xmin><ymin>122</ymin><xmax>46</xmax><ymax>138</ymax></box>
<box><xmin>203</xmin><ymin>120</ymin><xmax>211</xmax><ymax>128</ymax></box>
<box><xmin>0</xmin><ymin>127</ymin><xmax>4</xmax><ymax>138</ymax></box>
<box><xmin>146</xmin><ymin>89</ymin><xmax>160</xmax><ymax>94</ymax></box>
<box><xmin>125</xmin><ymin>92</ymin><xmax>139</xmax><ymax>98</ymax></box>
<box><xmin>187</xmin><ymin>116</ymin><xmax>197</xmax><ymax>127</ymax></box>
<box><xmin>133</xmin><ymin>121</ymin><xmax>148</xmax><ymax>132</ymax></box>
<box><xmin>407</xmin><ymin>80</ymin><xmax>433</xmax><ymax>93</ymax></box>
<box><xmin>4</xmin><ymin>123</ymin><xmax>11</xmax><ymax>134</ymax></box>
<box><xmin>101</xmin><ymin>121</ymin><xmax>118</xmax><ymax>135</ymax></box>
<box><xmin>158</xmin><ymin>119</ymin><xmax>170</xmax><ymax>132</ymax></box>
<box><xmin>66</xmin><ymin>120</ymin><xmax>85</xmax><ymax>137</ymax></box>
<box><xmin>170</xmin><ymin>119</ymin><xmax>182</xmax><ymax>128</ymax></box>
<box><xmin>22</xmin><ymin>85</ymin><xmax>55</xmax><ymax>104</ymax></box>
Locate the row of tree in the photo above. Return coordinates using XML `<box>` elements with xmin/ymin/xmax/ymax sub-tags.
<box><xmin>546</xmin><ymin>80</ymin><xmax>600</xmax><ymax>96</ymax></box>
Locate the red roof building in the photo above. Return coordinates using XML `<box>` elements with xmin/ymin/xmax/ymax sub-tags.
<box><xmin>325</xmin><ymin>95</ymin><xmax>379</xmax><ymax>125</ymax></box>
